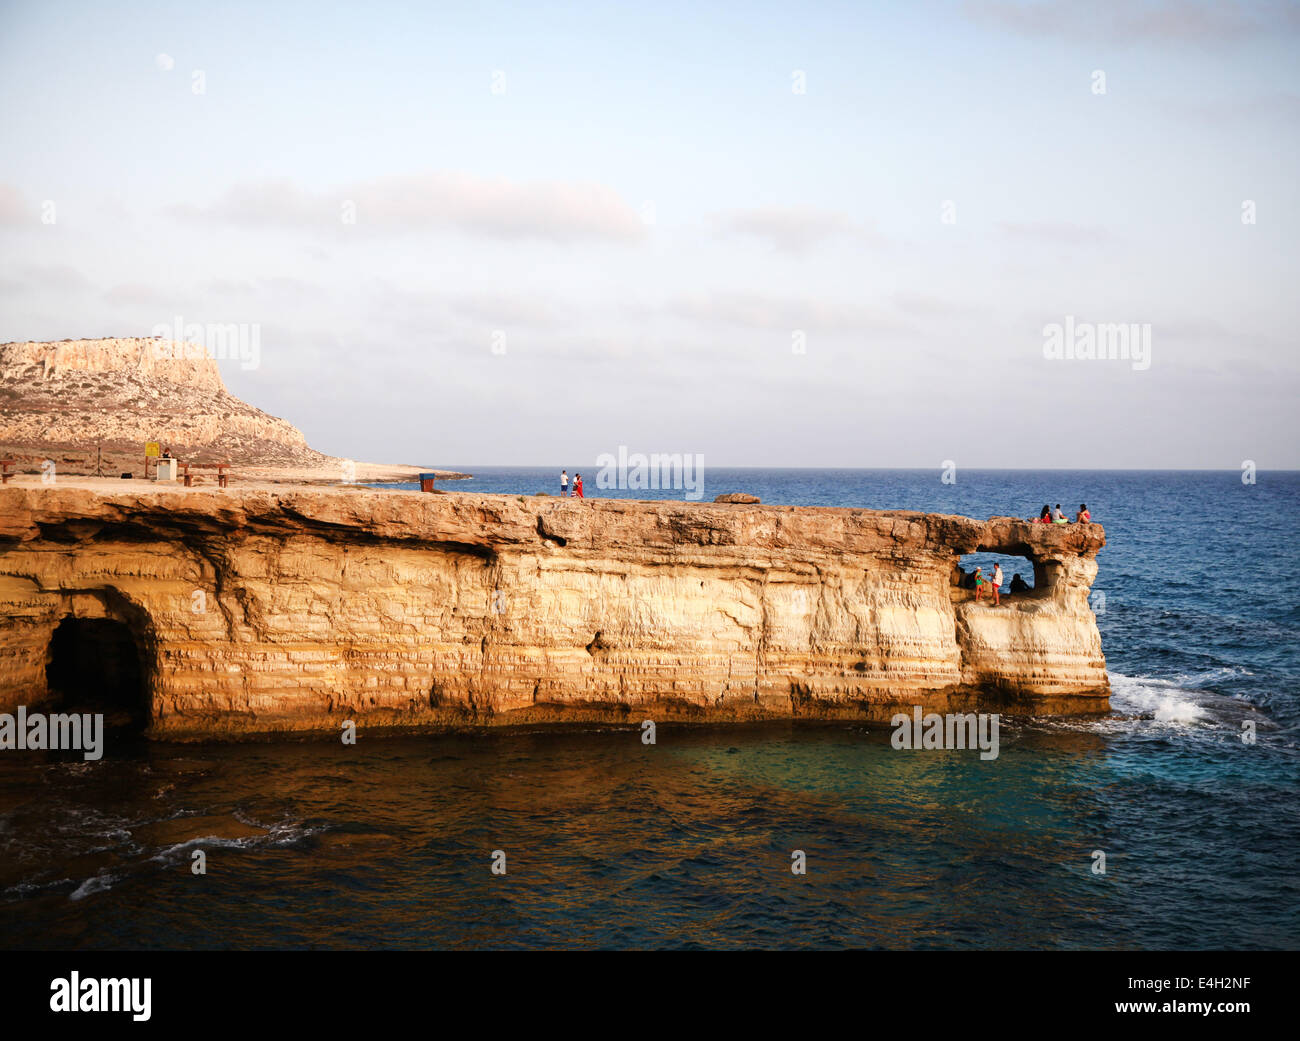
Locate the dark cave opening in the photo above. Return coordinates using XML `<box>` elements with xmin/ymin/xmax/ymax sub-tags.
<box><xmin>45</xmin><ymin>617</ymin><xmax>149</xmax><ymax>730</ymax></box>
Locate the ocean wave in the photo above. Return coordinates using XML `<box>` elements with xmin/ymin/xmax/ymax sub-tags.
<box><xmin>148</xmin><ymin>835</ymin><xmax>264</xmax><ymax>863</ymax></box>
<box><xmin>1108</xmin><ymin>672</ymin><xmax>1212</xmax><ymax>724</ymax></box>
<box><xmin>1</xmin><ymin>803</ymin><xmax>330</xmax><ymax>903</ymax></box>
<box><xmin>1166</xmin><ymin>665</ymin><xmax>1254</xmax><ymax>688</ymax></box>
<box><xmin>53</xmin><ymin>818</ymin><xmax>331</xmax><ymax>900</ymax></box>
<box><xmin>1104</xmin><ymin>671</ymin><xmax>1276</xmax><ymax>733</ymax></box>
<box><xmin>4</xmin><ymin>876</ymin><xmax>76</xmax><ymax>899</ymax></box>
<box><xmin>70</xmin><ymin>872</ymin><xmax>119</xmax><ymax>901</ymax></box>
<box><xmin>147</xmin><ymin>820</ymin><xmax>326</xmax><ymax>865</ymax></box>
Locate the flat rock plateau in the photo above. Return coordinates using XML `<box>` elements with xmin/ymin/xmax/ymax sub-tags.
<box><xmin>0</xmin><ymin>482</ymin><xmax>1108</xmax><ymax>738</ymax></box>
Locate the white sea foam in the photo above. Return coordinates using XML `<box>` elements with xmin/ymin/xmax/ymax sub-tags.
<box><xmin>70</xmin><ymin>872</ymin><xmax>118</xmax><ymax>901</ymax></box>
<box><xmin>149</xmin><ymin>836</ymin><xmax>256</xmax><ymax>863</ymax></box>
<box><xmin>1108</xmin><ymin>672</ymin><xmax>1210</xmax><ymax>725</ymax></box>
<box><xmin>1167</xmin><ymin>665</ymin><xmax>1253</xmax><ymax>689</ymax></box>
<box><xmin>147</xmin><ymin>818</ymin><xmax>324</xmax><ymax>865</ymax></box>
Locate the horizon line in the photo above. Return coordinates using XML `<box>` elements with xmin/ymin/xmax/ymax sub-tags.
<box><xmin>417</xmin><ymin>463</ymin><xmax>1300</xmax><ymax>474</ymax></box>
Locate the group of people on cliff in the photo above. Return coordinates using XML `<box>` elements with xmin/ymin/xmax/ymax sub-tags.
<box><xmin>953</xmin><ymin>503</ymin><xmax>1094</xmax><ymax>605</ymax></box>
<box><xmin>559</xmin><ymin>470</ymin><xmax>584</xmax><ymax>498</ymax></box>
<box><xmin>1037</xmin><ymin>503</ymin><xmax>1090</xmax><ymax>524</ymax></box>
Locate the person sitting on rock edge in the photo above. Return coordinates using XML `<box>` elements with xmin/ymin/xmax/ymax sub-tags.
<box><xmin>1077</xmin><ymin>503</ymin><xmax>1091</xmax><ymax>523</ymax></box>
<box><xmin>1010</xmin><ymin>573</ymin><xmax>1030</xmax><ymax>594</ymax></box>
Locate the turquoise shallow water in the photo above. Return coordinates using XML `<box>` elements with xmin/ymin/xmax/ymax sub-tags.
<box><xmin>1</xmin><ymin>469</ymin><xmax>1297</xmax><ymax>949</ymax></box>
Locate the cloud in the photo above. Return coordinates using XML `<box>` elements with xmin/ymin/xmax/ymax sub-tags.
<box><xmin>998</xmin><ymin>221</ymin><xmax>1116</xmax><ymax>244</ymax></box>
<box><xmin>714</xmin><ymin>206</ymin><xmax>879</xmax><ymax>252</ymax></box>
<box><xmin>1</xmin><ymin>264</ymin><xmax>94</xmax><ymax>292</ymax></box>
<box><xmin>168</xmin><ymin>172</ymin><xmax>647</xmax><ymax>243</ymax></box>
<box><xmin>671</xmin><ymin>291</ymin><xmax>905</xmax><ymax>334</ymax></box>
<box><xmin>890</xmin><ymin>292</ymin><xmax>985</xmax><ymax>320</ymax></box>
<box><xmin>361</xmin><ymin>282</ymin><xmax>563</xmax><ymax>334</ymax></box>
<box><xmin>963</xmin><ymin>0</ymin><xmax>1300</xmax><ymax>47</ymax></box>
<box><xmin>447</xmin><ymin>291</ymin><xmax>561</xmax><ymax>328</ymax></box>
<box><xmin>102</xmin><ymin>282</ymin><xmax>177</xmax><ymax>307</ymax></box>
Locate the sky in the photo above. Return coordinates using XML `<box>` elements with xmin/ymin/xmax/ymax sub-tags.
<box><xmin>1</xmin><ymin>0</ymin><xmax>1297</xmax><ymax>469</ymax></box>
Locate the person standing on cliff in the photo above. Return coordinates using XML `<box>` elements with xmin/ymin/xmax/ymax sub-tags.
<box><xmin>573</xmin><ymin>472</ymin><xmax>584</xmax><ymax>498</ymax></box>
<box><xmin>991</xmin><ymin>563</ymin><xmax>1003</xmax><ymax>605</ymax></box>
<box><xmin>560</xmin><ymin>470</ymin><xmax>568</xmax><ymax>497</ymax></box>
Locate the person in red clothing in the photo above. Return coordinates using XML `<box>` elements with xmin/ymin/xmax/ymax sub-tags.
<box><xmin>573</xmin><ymin>473</ymin><xmax>584</xmax><ymax>498</ymax></box>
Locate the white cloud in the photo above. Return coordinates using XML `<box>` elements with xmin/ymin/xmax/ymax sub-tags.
<box><xmin>446</xmin><ymin>291</ymin><xmax>562</xmax><ymax>328</ymax></box>
<box><xmin>999</xmin><ymin>221</ymin><xmax>1116</xmax><ymax>244</ymax></box>
<box><xmin>714</xmin><ymin>206</ymin><xmax>879</xmax><ymax>252</ymax></box>
<box><xmin>2</xmin><ymin>264</ymin><xmax>94</xmax><ymax>292</ymax></box>
<box><xmin>671</xmin><ymin>291</ymin><xmax>906</xmax><ymax>334</ymax></box>
<box><xmin>168</xmin><ymin>172</ymin><xmax>647</xmax><ymax>243</ymax></box>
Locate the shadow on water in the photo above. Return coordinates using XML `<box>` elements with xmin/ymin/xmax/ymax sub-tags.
<box><xmin>4</xmin><ymin>715</ymin><xmax>1288</xmax><ymax>950</ymax></box>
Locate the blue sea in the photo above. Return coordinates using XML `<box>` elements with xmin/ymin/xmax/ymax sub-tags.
<box><xmin>1</xmin><ymin>468</ymin><xmax>1297</xmax><ymax>949</ymax></box>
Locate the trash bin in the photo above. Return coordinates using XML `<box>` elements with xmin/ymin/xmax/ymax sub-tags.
<box><xmin>418</xmin><ymin>472</ymin><xmax>437</xmax><ymax>493</ymax></box>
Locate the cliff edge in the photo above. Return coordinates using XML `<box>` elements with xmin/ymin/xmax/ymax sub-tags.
<box><xmin>0</xmin><ymin>484</ymin><xmax>1109</xmax><ymax>738</ymax></box>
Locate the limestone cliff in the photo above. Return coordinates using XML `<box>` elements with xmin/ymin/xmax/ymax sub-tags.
<box><xmin>0</xmin><ymin>337</ymin><xmax>326</xmax><ymax>467</ymax></box>
<box><xmin>0</xmin><ymin>485</ymin><xmax>1108</xmax><ymax>737</ymax></box>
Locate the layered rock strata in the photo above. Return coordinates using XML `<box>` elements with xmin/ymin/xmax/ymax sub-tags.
<box><xmin>0</xmin><ymin>485</ymin><xmax>1108</xmax><ymax>738</ymax></box>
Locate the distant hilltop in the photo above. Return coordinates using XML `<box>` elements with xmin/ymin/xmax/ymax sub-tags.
<box><xmin>0</xmin><ymin>337</ymin><xmax>324</xmax><ymax>468</ymax></box>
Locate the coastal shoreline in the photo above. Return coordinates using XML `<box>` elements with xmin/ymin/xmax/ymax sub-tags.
<box><xmin>0</xmin><ymin>458</ymin><xmax>472</xmax><ymax>488</ymax></box>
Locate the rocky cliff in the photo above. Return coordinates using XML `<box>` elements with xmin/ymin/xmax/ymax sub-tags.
<box><xmin>0</xmin><ymin>484</ymin><xmax>1109</xmax><ymax>738</ymax></box>
<box><xmin>0</xmin><ymin>337</ymin><xmax>326</xmax><ymax>467</ymax></box>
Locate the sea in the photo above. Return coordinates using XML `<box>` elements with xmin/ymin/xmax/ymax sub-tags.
<box><xmin>1</xmin><ymin>468</ymin><xmax>1296</xmax><ymax>949</ymax></box>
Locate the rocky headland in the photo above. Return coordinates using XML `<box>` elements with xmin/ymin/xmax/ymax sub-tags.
<box><xmin>0</xmin><ymin>483</ymin><xmax>1108</xmax><ymax>738</ymax></box>
<box><xmin>0</xmin><ymin>335</ymin><xmax>1108</xmax><ymax>739</ymax></box>
<box><xmin>0</xmin><ymin>337</ymin><xmax>465</xmax><ymax>484</ymax></box>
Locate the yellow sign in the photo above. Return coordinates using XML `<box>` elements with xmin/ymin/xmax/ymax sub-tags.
<box><xmin>145</xmin><ymin>442</ymin><xmax>161</xmax><ymax>458</ymax></box>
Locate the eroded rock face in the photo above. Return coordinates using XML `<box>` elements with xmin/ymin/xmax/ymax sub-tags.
<box><xmin>0</xmin><ymin>338</ymin><xmax>324</xmax><ymax>467</ymax></box>
<box><xmin>0</xmin><ymin>486</ymin><xmax>1109</xmax><ymax>737</ymax></box>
